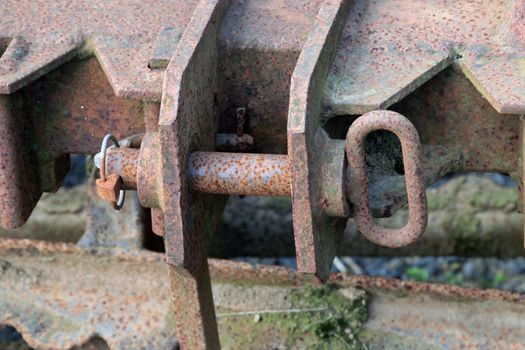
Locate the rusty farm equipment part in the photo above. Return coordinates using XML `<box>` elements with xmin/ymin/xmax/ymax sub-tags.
<box><xmin>1</xmin><ymin>0</ymin><xmax>525</xmax><ymax>349</ymax></box>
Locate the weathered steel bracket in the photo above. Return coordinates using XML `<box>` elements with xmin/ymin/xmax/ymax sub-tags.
<box><xmin>287</xmin><ymin>0</ymin><xmax>352</xmax><ymax>282</ymax></box>
<box><xmin>0</xmin><ymin>32</ymin><xmax>84</xmax><ymax>94</ymax></box>
<box><xmin>156</xmin><ymin>0</ymin><xmax>231</xmax><ymax>348</ymax></box>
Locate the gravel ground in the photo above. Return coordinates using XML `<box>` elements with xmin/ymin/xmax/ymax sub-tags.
<box><xmin>235</xmin><ymin>255</ymin><xmax>525</xmax><ymax>292</ymax></box>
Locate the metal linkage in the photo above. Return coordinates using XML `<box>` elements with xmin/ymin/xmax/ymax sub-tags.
<box><xmin>96</xmin><ymin>110</ymin><xmax>428</xmax><ymax>244</ymax></box>
<box><xmin>345</xmin><ymin>110</ymin><xmax>428</xmax><ymax>248</ymax></box>
<box><xmin>100</xmin><ymin>148</ymin><xmax>291</xmax><ymax>197</ymax></box>
<box><xmin>94</xmin><ymin>108</ymin><xmax>431</xmax><ymax>350</ymax></box>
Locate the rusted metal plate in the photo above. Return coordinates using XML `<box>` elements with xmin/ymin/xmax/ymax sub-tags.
<box><xmin>394</xmin><ymin>67</ymin><xmax>523</xmax><ymax>191</ymax></box>
<box><xmin>0</xmin><ymin>0</ymin><xmax>323</xmax><ymax>109</ymax></box>
<box><xmin>1</xmin><ymin>1</ymin><xmax>520</xmax><ymax>198</ymax></box>
<box><xmin>325</xmin><ymin>0</ymin><xmax>525</xmax><ymax>115</ymax></box>
<box><xmin>0</xmin><ymin>0</ymin><xmax>201</xmax><ymax>99</ymax></box>
<box><xmin>157</xmin><ymin>0</ymin><xmax>231</xmax><ymax>347</ymax></box>
<box><xmin>217</xmin><ymin>0</ymin><xmax>324</xmax><ymax>153</ymax></box>
<box><xmin>25</xmin><ymin>58</ymin><xmax>145</xmax><ymax>190</ymax></box>
<box><xmin>287</xmin><ymin>0</ymin><xmax>351</xmax><ymax>282</ymax></box>
<box><xmin>149</xmin><ymin>27</ymin><xmax>184</xmax><ymax>69</ymax></box>
<box><xmin>460</xmin><ymin>47</ymin><xmax>525</xmax><ymax>114</ymax></box>
<box><xmin>3</xmin><ymin>239</ymin><xmax>525</xmax><ymax>349</ymax></box>
<box><xmin>0</xmin><ymin>33</ymin><xmax>83</xmax><ymax>94</ymax></box>
<box><xmin>338</xmin><ymin>275</ymin><xmax>525</xmax><ymax>350</ymax></box>
<box><xmin>1</xmin><ymin>1</ymin><xmax>524</xmax><ymax>347</ymax></box>
<box><xmin>0</xmin><ymin>0</ymin><xmax>522</xmax><ymax>160</ymax></box>
<box><xmin>0</xmin><ymin>240</ymin><xmax>175</xmax><ymax>350</ymax></box>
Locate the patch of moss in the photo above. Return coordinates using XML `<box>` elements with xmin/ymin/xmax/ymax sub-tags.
<box><xmin>443</xmin><ymin>210</ymin><xmax>482</xmax><ymax>255</ymax></box>
<box><xmin>285</xmin><ymin>284</ymin><xmax>368</xmax><ymax>349</ymax></box>
<box><xmin>425</xmin><ymin>178</ymin><xmax>464</xmax><ymax>211</ymax></box>
<box><xmin>469</xmin><ymin>188</ymin><xmax>517</xmax><ymax>211</ymax></box>
<box><xmin>426</xmin><ymin>190</ymin><xmax>455</xmax><ymax>211</ymax></box>
<box><xmin>218</xmin><ymin>284</ymin><xmax>368</xmax><ymax>349</ymax></box>
<box><xmin>404</xmin><ymin>267</ymin><xmax>429</xmax><ymax>282</ymax></box>
<box><xmin>266</xmin><ymin>197</ymin><xmax>293</xmax><ymax>211</ymax></box>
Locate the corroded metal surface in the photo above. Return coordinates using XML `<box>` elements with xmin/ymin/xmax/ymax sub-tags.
<box><xmin>25</xmin><ymin>58</ymin><xmax>146</xmax><ymax>193</ymax></box>
<box><xmin>335</xmin><ymin>275</ymin><xmax>525</xmax><ymax>350</ymax></box>
<box><xmin>0</xmin><ymin>239</ymin><xmax>175</xmax><ymax>350</ymax></box>
<box><xmin>95</xmin><ymin>173</ymin><xmax>122</xmax><ymax>203</ymax></box>
<box><xmin>346</xmin><ymin>110</ymin><xmax>428</xmax><ymax>247</ymax></box>
<box><xmin>217</xmin><ymin>0</ymin><xmax>324</xmax><ymax>153</ymax></box>
<box><xmin>0</xmin><ymin>0</ymin><xmax>523</xmax><ymax>227</ymax></box>
<box><xmin>0</xmin><ymin>94</ymin><xmax>40</xmax><ymax>229</ymax></box>
<box><xmin>105</xmin><ymin>148</ymin><xmax>139</xmax><ymax>190</ymax></box>
<box><xmin>157</xmin><ymin>0</ymin><xmax>231</xmax><ymax>348</ymax></box>
<box><xmin>0</xmin><ymin>0</ymin><xmax>200</xmax><ymax>98</ymax></box>
<box><xmin>189</xmin><ymin>152</ymin><xmax>290</xmax><ymax>196</ymax></box>
<box><xmin>511</xmin><ymin>0</ymin><xmax>525</xmax><ymax>46</ymax></box>
<box><xmin>2</xmin><ymin>239</ymin><xmax>525</xmax><ymax>350</ymax></box>
<box><xmin>0</xmin><ymin>0</ymin><xmax>521</xmax><ymax>157</ymax></box>
<box><xmin>2</xmin><ymin>0</ymin><xmax>525</xmax><ymax>348</ymax></box>
<box><xmin>137</xmin><ymin>132</ymin><xmax>162</xmax><ymax>209</ymax></box>
<box><xmin>287</xmin><ymin>0</ymin><xmax>351</xmax><ymax>282</ymax></box>
<box><xmin>326</xmin><ymin>0</ymin><xmax>525</xmax><ymax>115</ymax></box>
<box><xmin>151</xmin><ymin>208</ymin><xmax>165</xmax><ymax>237</ymax></box>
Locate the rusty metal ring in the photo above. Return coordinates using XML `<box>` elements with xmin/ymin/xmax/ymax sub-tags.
<box><xmin>100</xmin><ymin>134</ymin><xmax>126</xmax><ymax>210</ymax></box>
<box><xmin>345</xmin><ymin>110</ymin><xmax>428</xmax><ymax>248</ymax></box>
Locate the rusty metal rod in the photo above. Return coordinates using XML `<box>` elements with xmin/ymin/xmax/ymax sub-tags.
<box><xmin>103</xmin><ymin>148</ymin><xmax>291</xmax><ymax>197</ymax></box>
<box><xmin>189</xmin><ymin>152</ymin><xmax>291</xmax><ymax>196</ymax></box>
<box><xmin>104</xmin><ymin>148</ymin><xmax>139</xmax><ymax>190</ymax></box>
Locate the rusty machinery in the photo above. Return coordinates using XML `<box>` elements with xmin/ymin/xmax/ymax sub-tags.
<box><xmin>1</xmin><ymin>0</ymin><xmax>524</xmax><ymax>348</ymax></box>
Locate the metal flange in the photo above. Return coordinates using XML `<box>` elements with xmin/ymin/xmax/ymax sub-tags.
<box><xmin>287</xmin><ymin>0</ymin><xmax>352</xmax><ymax>282</ymax></box>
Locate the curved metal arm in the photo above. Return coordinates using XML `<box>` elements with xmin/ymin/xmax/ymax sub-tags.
<box><xmin>345</xmin><ymin>110</ymin><xmax>428</xmax><ymax>248</ymax></box>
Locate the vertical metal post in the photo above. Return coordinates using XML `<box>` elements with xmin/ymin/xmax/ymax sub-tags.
<box><xmin>0</xmin><ymin>94</ymin><xmax>40</xmax><ymax>229</ymax></box>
